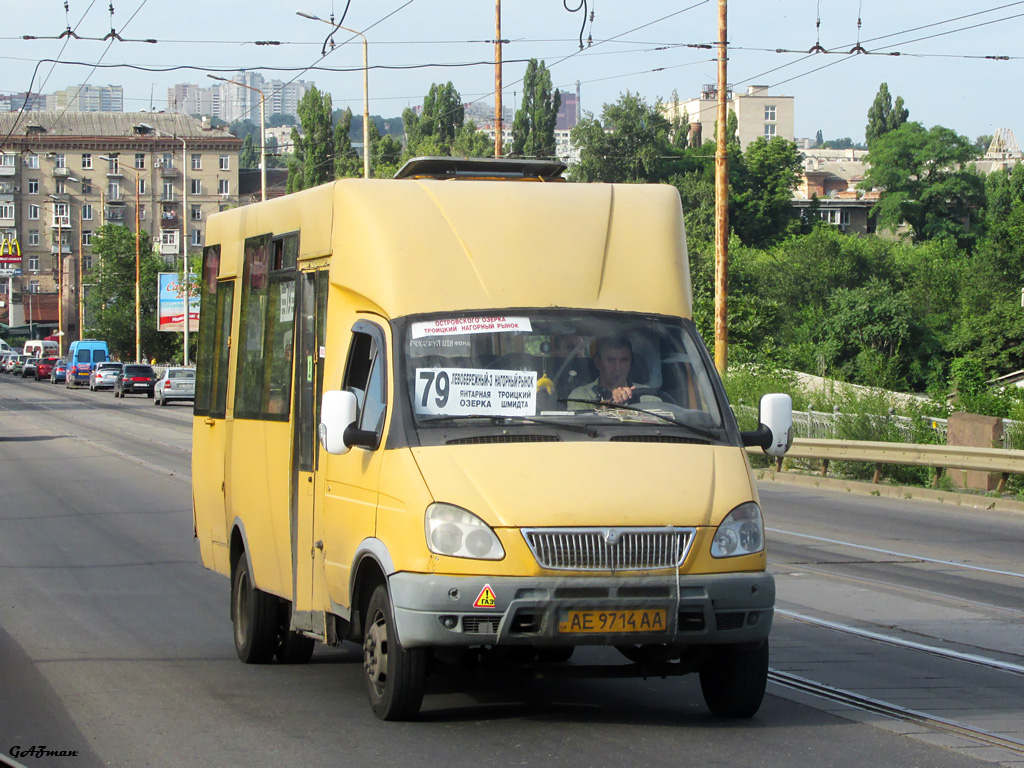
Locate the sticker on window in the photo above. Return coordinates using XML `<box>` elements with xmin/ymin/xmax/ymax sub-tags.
<box><xmin>411</xmin><ymin>316</ymin><xmax>532</xmax><ymax>339</ymax></box>
<box><xmin>415</xmin><ymin>368</ymin><xmax>537</xmax><ymax>416</ymax></box>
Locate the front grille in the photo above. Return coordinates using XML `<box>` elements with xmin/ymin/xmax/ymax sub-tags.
<box><xmin>523</xmin><ymin>527</ymin><xmax>695</xmax><ymax>571</ymax></box>
<box><xmin>715</xmin><ymin>612</ymin><xmax>746</xmax><ymax>630</ymax></box>
<box><xmin>462</xmin><ymin>615</ymin><xmax>502</xmax><ymax>634</ymax></box>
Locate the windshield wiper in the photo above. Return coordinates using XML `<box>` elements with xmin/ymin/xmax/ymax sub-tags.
<box><xmin>419</xmin><ymin>414</ymin><xmax>598</xmax><ymax>437</ymax></box>
<box><xmin>557</xmin><ymin>398</ymin><xmax>719</xmax><ymax>441</ymax></box>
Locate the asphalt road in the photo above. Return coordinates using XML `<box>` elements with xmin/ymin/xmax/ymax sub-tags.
<box><xmin>1</xmin><ymin>374</ymin><xmax>1020</xmax><ymax>768</ymax></box>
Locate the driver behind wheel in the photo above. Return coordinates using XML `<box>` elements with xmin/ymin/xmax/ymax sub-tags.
<box><xmin>566</xmin><ymin>336</ymin><xmax>660</xmax><ymax>409</ymax></box>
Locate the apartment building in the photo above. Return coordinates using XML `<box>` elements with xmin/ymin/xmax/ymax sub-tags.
<box><xmin>0</xmin><ymin>112</ymin><xmax>240</xmax><ymax>342</ymax></box>
<box><xmin>665</xmin><ymin>85</ymin><xmax>794</xmax><ymax>150</ymax></box>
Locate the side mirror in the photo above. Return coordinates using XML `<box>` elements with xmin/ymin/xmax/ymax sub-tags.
<box><xmin>740</xmin><ymin>393</ymin><xmax>793</xmax><ymax>457</ymax></box>
<box><xmin>319</xmin><ymin>390</ymin><xmax>358</xmax><ymax>455</ymax></box>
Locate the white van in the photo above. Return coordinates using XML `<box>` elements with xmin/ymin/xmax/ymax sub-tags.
<box><xmin>24</xmin><ymin>340</ymin><xmax>58</xmax><ymax>359</ymax></box>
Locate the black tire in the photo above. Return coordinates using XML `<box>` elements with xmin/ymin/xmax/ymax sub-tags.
<box><xmin>147</xmin><ymin>391</ymin><xmax>154</xmax><ymax>399</ymax></box>
<box><xmin>276</xmin><ymin>603</ymin><xmax>315</xmax><ymax>664</ymax></box>
<box><xmin>230</xmin><ymin>552</ymin><xmax>279</xmax><ymax>664</ymax></box>
<box><xmin>699</xmin><ymin>640</ymin><xmax>769</xmax><ymax>718</ymax></box>
<box><xmin>363</xmin><ymin>584</ymin><xmax>427</xmax><ymax>720</ymax></box>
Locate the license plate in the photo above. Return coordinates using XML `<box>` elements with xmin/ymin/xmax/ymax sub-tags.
<box><xmin>558</xmin><ymin>608</ymin><xmax>667</xmax><ymax>634</ymax></box>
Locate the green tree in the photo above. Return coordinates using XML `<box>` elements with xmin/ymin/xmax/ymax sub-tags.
<box><xmin>510</xmin><ymin>59</ymin><xmax>561</xmax><ymax>158</ymax></box>
<box><xmin>333</xmin><ymin>107</ymin><xmax>361</xmax><ymax>178</ymax></box>
<box><xmin>404</xmin><ymin>83</ymin><xmax>465</xmax><ymax>157</ymax></box>
<box><xmin>267</xmin><ymin>113</ymin><xmax>296</xmax><ymax>128</ymax></box>
<box><xmin>569</xmin><ymin>91</ymin><xmax>677</xmax><ymax>183</ymax></box>
<box><xmin>229</xmin><ymin>119</ymin><xmax>259</xmax><ymax>143</ymax></box>
<box><xmin>865</xmin><ymin>82</ymin><xmax>909</xmax><ymax>147</ymax></box>
<box><xmin>287</xmin><ymin>86</ymin><xmax>334</xmax><ymax>193</ymax></box>
<box><xmin>366</xmin><ymin>119</ymin><xmax>404</xmax><ymax>178</ymax></box>
<box><xmin>239</xmin><ymin>134</ymin><xmax>258</xmax><ymax>169</ymax></box>
<box><xmin>452</xmin><ymin>121</ymin><xmax>494</xmax><ymax>158</ymax></box>
<box><xmin>730</xmin><ymin>136</ymin><xmax>802</xmax><ymax>248</ymax></box>
<box><xmin>85</xmin><ymin>224</ymin><xmax>176</xmax><ymax>363</ymax></box>
<box><xmin>861</xmin><ymin>122</ymin><xmax>984</xmax><ymax>247</ymax></box>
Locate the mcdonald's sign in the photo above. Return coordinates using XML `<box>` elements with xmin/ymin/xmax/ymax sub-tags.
<box><xmin>0</xmin><ymin>237</ymin><xmax>20</xmax><ymax>265</ymax></box>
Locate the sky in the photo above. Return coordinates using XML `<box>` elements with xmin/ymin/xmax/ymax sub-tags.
<box><xmin>4</xmin><ymin>0</ymin><xmax>1023</xmax><ymax>145</ymax></box>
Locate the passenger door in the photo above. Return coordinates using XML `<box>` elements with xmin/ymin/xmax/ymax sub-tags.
<box><xmin>292</xmin><ymin>269</ymin><xmax>328</xmax><ymax>633</ymax></box>
<box><xmin>192</xmin><ymin>245</ymin><xmax>235</xmax><ymax>575</ymax></box>
<box><xmin>314</xmin><ymin>319</ymin><xmax>390</xmax><ymax>615</ymax></box>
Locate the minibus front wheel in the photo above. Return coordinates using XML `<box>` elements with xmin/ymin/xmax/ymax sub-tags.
<box><xmin>363</xmin><ymin>585</ymin><xmax>427</xmax><ymax>721</ymax></box>
<box><xmin>698</xmin><ymin>640</ymin><xmax>769</xmax><ymax>718</ymax></box>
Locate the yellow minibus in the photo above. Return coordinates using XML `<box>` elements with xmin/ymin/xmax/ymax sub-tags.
<box><xmin>192</xmin><ymin>157</ymin><xmax>792</xmax><ymax>721</ymax></box>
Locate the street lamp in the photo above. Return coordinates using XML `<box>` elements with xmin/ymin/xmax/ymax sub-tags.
<box><xmin>99</xmin><ymin>155</ymin><xmax>142</xmax><ymax>364</ymax></box>
<box><xmin>297</xmin><ymin>11</ymin><xmax>371</xmax><ymax>178</ymax></box>
<box><xmin>208</xmin><ymin>74</ymin><xmax>266</xmax><ymax>200</ymax></box>
<box><xmin>137</xmin><ymin>123</ymin><xmax>194</xmax><ymax>366</ymax></box>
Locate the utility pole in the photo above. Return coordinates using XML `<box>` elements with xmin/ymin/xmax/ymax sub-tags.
<box><xmin>714</xmin><ymin>0</ymin><xmax>729</xmax><ymax>376</ymax></box>
<box><xmin>494</xmin><ymin>0</ymin><xmax>503</xmax><ymax>157</ymax></box>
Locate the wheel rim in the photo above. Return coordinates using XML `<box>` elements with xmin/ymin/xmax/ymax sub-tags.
<box><xmin>363</xmin><ymin>608</ymin><xmax>389</xmax><ymax>700</ymax></box>
<box><xmin>233</xmin><ymin>567</ymin><xmax>251</xmax><ymax>649</ymax></box>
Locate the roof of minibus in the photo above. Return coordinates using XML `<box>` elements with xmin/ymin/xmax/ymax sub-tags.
<box><xmin>206</xmin><ymin>178</ymin><xmax>692</xmax><ymax>319</ymax></box>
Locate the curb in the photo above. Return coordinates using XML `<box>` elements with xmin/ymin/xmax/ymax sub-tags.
<box><xmin>754</xmin><ymin>468</ymin><xmax>1024</xmax><ymax>515</ymax></box>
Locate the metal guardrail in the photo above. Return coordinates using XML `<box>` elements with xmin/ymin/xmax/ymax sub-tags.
<box><xmin>737</xmin><ymin>405</ymin><xmax>1024</xmax><ymax>451</ymax></box>
<box><xmin>751</xmin><ymin>437</ymin><xmax>1024</xmax><ymax>491</ymax></box>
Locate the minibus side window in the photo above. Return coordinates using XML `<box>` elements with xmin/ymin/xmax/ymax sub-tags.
<box><xmin>342</xmin><ymin>328</ymin><xmax>387</xmax><ymax>447</ymax></box>
<box><xmin>195</xmin><ymin>244</ymin><xmax>222</xmax><ymax>416</ymax></box>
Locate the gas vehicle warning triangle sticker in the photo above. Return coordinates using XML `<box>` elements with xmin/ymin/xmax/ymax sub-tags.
<box><xmin>473</xmin><ymin>584</ymin><xmax>497</xmax><ymax>608</ymax></box>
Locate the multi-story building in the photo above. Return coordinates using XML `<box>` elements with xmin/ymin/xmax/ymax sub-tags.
<box><xmin>0</xmin><ymin>112</ymin><xmax>240</xmax><ymax>344</ymax></box>
<box><xmin>167</xmin><ymin>74</ymin><xmax>314</xmax><ymax>124</ymax></box>
<box><xmin>52</xmin><ymin>85</ymin><xmax>124</xmax><ymax>113</ymax></box>
<box><xmin>665</xmin><ymin>85</ymin><xmax>794</xmax><ymax>150</ymax></box>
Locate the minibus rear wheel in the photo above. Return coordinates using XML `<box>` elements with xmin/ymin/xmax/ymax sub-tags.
<box><xmin>698</xmin><ymin>640</ymin><xmax>769</xmax><ymax>718</ymax></box>
<box><xmin>231</xmin><ymin>553</ymin><xmax>280</xmax><ymax>664</ymax></box>
<box><xmin>363</xmin><ymin>584</ymin><xmax>427</xmax><ymax>720</ymax></box>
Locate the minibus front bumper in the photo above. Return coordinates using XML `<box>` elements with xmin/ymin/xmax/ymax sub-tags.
<box><xmin>387</xmin><ymin>571</ymin><xmax>774</xmax><ymax>649</ymax></box>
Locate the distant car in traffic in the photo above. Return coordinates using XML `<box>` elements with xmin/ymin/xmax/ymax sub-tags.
<box><xmin>90</xmin><ymin>362</ymin><xmax>123</xmax><ymax>391</ymax></box>
<box><xmin>114</xmin><ymin>364</ymin><xmax>156</xmax><ymax>398</ymax></box>
<box><xmin>0</xmin><ymin>352</ymin><xmax>15</xmax><ymax>373</ymax></box>
<box><xmin>153</xmin><ymin>367</ymin><xmax>195</xmax><ymax>406</ymax></box>
<box><xmin>13</xmin><ymin>355</ymin><xmax>31</xmax><ymax>376</ymax></box>
<box><xmin>50</xmin><ymin>358</ymin><xmax>68</xmax><ymax>384</ymax></box>
<box><xmin>34</xmin><ymin>357</ymin><xmax>58</xmax><ymax>381</ymax></box>
<box><xmin>21</xmin><ymin>357</ymin><xmax>39</xmax><ymax>378</ymax></box>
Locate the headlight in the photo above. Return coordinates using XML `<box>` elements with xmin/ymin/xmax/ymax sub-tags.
<box><xmin>710</xmin><ymin>502</ymin><xmax>764</xmax><ymax>558</ymax></box>
<box><xmin>424</xmin><ymin>503</ymin><xmax>505</xmax><ymax>560</ymax></box>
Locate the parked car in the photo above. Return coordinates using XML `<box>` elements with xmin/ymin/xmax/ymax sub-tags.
<box><xmin>89</xmin><ymin>362</ymin><xmax>123</xmax><ymax>391</ymax></box>
<box><xmin>50</xmin><ymin>358</ymin><xmax>68</xmax><ymax>384</ymax></box>
<box><xmin>4</xmin><ymin>352</ymin><xmax>22</xmax><ymax>373</ymax></box>
<box><xmin>21</xmin><ymin>357</ymin><xmax>39</xmax><ymax>378</ymax></box>
<box><xmin>34</xmin><ymin>357</ymin><xmax>58</xmax><ymax>381</ymax></box>
<box><xmin>114</xmin><ymin>364</ymin><xmax>156</xmax><ymax>398</ymax></box>
<box><xmin>154</xmin><ymin>367</ymin><xmax>196</xmax><ymax>406</ymax></box>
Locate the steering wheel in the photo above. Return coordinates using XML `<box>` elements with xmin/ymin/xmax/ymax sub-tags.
<box><xmin>629</xmin><ymin>387</ymin><xmax>677</xmax><ymax>406</ymax></box>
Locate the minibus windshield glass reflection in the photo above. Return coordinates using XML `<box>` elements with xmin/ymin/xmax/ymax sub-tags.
<box><xmin>403</xmin><ymin>312</ymin><xmax>725</xmax><ymax>434</ymax></box>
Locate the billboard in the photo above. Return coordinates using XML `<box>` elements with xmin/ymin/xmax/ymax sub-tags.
<box><xmin>157</xmin><ymin>272</ymin><xmax>200</xmax><ymax>332</ymax></box>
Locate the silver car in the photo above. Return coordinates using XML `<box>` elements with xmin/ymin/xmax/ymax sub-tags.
<box><xmin>154</xmin><ymin>367</ymin><xmax>196</xmax><ymax>406</ymax></box>
<box><xmin>89</xmin><ymin>362</ymin><xmax>123</xmax><ymax>391</ymax></box>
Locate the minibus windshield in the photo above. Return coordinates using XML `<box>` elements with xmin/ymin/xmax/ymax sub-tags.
<box><xmin>402</xmin><ymin>311</ymin><xmax>727</xmax><ymax>439</ymax></box>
